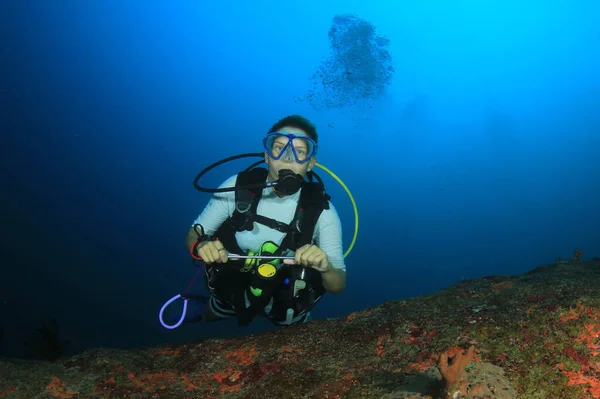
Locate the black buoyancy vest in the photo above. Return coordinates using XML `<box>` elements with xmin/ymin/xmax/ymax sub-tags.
<box><xmin>215</xmin><ymin>168</ymin><xmax>331</xmax><ymax>258</ymax></box>
<box><xmin>210</xmin><ymin>168</ymin><xmax>331</xmax><ymax>326</ymax></box>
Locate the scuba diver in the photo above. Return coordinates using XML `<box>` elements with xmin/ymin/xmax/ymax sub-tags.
<box><xmin>160</xmin><ymin>114</ymin><xmax>358</xmax><ymax>328</ymax></box>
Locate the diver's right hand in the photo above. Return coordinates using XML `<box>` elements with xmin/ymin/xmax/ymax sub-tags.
<box><xmin>196</xmin><ymin>240</ymin><xmax>229</xmax><ymax>264</ymax></box>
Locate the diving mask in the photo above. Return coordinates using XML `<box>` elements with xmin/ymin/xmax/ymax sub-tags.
<box><xmin>263</xmin><ymin>132</ymin><xmax>317</xmax><ymax>164</ymax></box>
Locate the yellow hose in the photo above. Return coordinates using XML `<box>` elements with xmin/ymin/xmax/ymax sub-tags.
<box><xmin>315</xmin><ymin>163</ymin><xmax>358</xmax><ymax>258</ymax></box>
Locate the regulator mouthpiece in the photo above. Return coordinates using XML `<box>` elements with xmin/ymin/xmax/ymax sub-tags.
<box><xmin>275</xmin><ymin>169</ymin><xmax>303</xmax><ymax>195</ymax></box>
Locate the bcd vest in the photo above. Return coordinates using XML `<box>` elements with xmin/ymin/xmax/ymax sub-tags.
<box><xmin>203</xmin><ymin>168</ymin><xmax>331</xmax><ymax>326</ymax></box>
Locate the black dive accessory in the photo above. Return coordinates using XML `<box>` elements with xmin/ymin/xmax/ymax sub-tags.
<box><xmin>239</xmin><ymin>262</ymin><xmax>323</xmax><ymax>326</ymax></box>
<box><xmin>193</xmin><ymin>152</ymin><xmax>323</xmax><ymax>196</ymax></box>
<box><xmin>275</xmin><ymin>169</ymin><xmax>304</xmax><ymax>195</ymax></box>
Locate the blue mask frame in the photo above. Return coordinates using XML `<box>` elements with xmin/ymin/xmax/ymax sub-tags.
<box><xmin>263</xmin><ymin>132</ymin><xmax>317</xmax><ymax>164</ymax></box>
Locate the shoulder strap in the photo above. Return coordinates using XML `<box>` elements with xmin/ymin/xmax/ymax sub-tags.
<box><xmin>297</xmin><ymin>182</ymin><xmax>331</xmax><ymax>248</ymax></box>
<box><xmin>277</xmin><ymin>182</ymin><xmax>331</xmax><ymax>254</ymax></box>
<box><xmin>231</xmin><ymin>168</ymin><xmax>269</xmax><ymax>231</ymax></box>
<box><xmin>215</xmin><ymin>169</ymin><xmax>267</xmax><ymax>255</ymax></box>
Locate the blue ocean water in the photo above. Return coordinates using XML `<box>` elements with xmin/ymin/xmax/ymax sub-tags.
<box><xmin>1</xmin><ymin>0</ymin><xmax>598</xmax><ymax>359</ymax></box>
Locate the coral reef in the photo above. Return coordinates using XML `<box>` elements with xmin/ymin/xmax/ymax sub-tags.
<box><xmin>1</xmin><ymin>252</ymin><xmax>600</xmax><ymax>398</ymax></box>
<box><xmin>555</xmin><ymin>248</ymin><xmax>583</xmax><ymax>266</ymax></box>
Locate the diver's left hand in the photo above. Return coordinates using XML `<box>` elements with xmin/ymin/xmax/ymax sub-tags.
<box><xmin>283</xmin><ymin>244</ymin><xmax>332</xmax><ymax>273</ymax></box>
